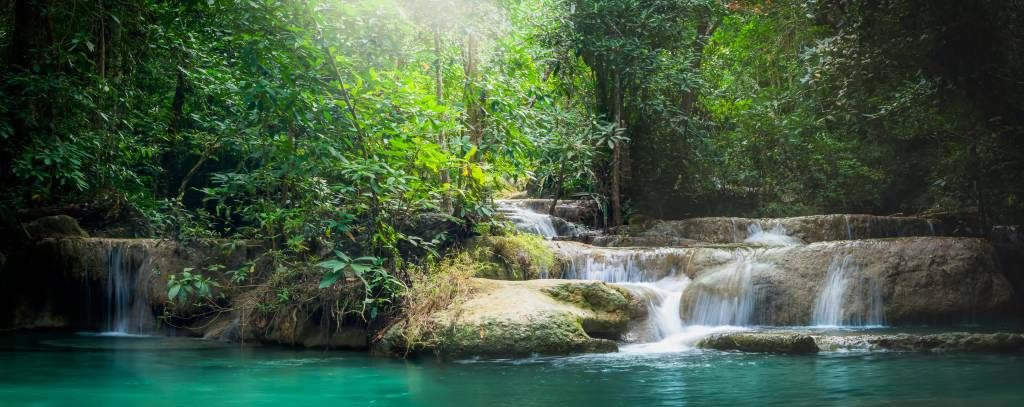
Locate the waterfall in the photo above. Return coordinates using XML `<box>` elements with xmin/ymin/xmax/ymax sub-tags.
<box><xmin>495</xmin><ymin>199</ymin><xmax>587</xmax><ymax>238</ymax></box>
<box><xmin>98</xmin><ymin>244</ymin><xmax>152</xmax><ymax>336</ymax></box>
<box><xmin>811</xmin><ymin>255</ymin><xmax>885</xmax><ymax>327</ymax></box>
<box><xmin>844</xmin><ymin>215</ymin><xmax>854</xmax><ymax>240</ymax></box>
<box><xmin>561</xmin><ymin>247</ymin><xmax>687</xmax><ymax>283</ymax></box>
<box><xmin>618</xmin><ymin>278</ymin><xmax>689</xmax><ymax>340</ymax></box>
<box><xmin>682</xmin><ymin>255</ymin><xmax>760</xmax><ymax>326</ymax></box>
<box><xmin>744</xmin><ymin>223</ymin><xmax>802</xmax><ymax>246</ymax></box>
<box><xmin>496</xmin><ymin>201</ymin><xmax>558</xmax><ymax>238</ymax></box>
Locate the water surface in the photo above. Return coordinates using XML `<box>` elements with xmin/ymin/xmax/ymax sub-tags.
<box><xmin>2</xmin><ymin>333</ymin><xmax>1022</xmax><ymax>406</ymax></box>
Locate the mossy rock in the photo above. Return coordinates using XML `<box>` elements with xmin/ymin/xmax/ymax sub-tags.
<box><xmin>544</xmin><ymin>281</ymin><xmax>629</xmax><ymax>313</ymax></box>
<box><xmin>432</xmin><ymin>315</ymin><xmax>617</xmax><ymax>357</ymax></box>
<box><xmin>698</xmin><ymin>332</ymin><xmax>819</xmax><ymax>354</ymax></box>
<box><xmin>23</xmin><ymin>215</ymin><xmax>89</xmax><ymax>239</ymax></box>
<box><xmin>382</xmin><ymin>279</ymin><xmax>639</xmax><ymax>358</ymax></box>
<box><xmin>468</xmin><ymin>235</ymin><xmax>557</xmax><ymax>280</ymax></box>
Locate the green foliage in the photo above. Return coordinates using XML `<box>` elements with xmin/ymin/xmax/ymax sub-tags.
<box><xmin>317</xmin><ymin>250</ymin><xmax>405</xmax><ymax>319</ymax></box>
<box><xmin>167</xmin><ymin>268</ymin><xmax>220</xmax><ymax>304</ymax></box>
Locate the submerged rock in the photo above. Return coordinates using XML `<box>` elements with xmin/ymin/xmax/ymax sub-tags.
<box><xmin>814</xmin><ymin>332</ymin><xmax>1024</xmax><ymax>353</ymax></box>
<box><xmin>379</xmin><ymin>278</ymin><xmax>638</xmax><ymax>358</ymax></box>
<box><xmin>698</xmin><ymin>332</ymin><xmax>819</xmax><ymax>354</ymax></box>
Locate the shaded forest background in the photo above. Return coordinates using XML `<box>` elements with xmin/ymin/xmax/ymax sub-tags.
<box><xmin>2</xmin><ymin>0</ymin><xmax>1023</xmax><ymax>238</ymax></box>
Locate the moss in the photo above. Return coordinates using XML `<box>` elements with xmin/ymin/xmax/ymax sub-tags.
<box><xmin>698</xmin><ymin>333</ymin><xmax>819</xmax><ymax>354</ymax></box>
<box><xmin>468</xmin><ymin>235</ymin><xmax>557</xmax><ymax>280</ymax></box>
<box><xmin>544</xmin><ymin>281</ymin><xmax>630</xmax><ymax>313</ymax></box>
<box><xmin>432</xmin><ymin>315</ymin><xmax>617</xmax><ymax>358</ymax></box>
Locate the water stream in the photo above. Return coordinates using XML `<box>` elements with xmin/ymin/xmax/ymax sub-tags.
<box><xmin>503</xmin><ymin>202</ymin><xmax>892</xmax><ymax>352</ymax></box>
<box><xmin>95</xmin><ymin>244</ymin><xmax>151</xmax><ymax>336</ymax></box>
<box><xmin>811</xmin><ymin>255</ymin><xmax>885</xmax><ymax>327</ymax></box>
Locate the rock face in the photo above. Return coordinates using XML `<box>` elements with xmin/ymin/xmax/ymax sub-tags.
<box><xmin>814</xmin><ymin>332</ymin><xmax>1024</xmax><ymax>353</ymax></box>
<box><xmin>379</xmin><ymin>278</ymin><xmax>641</xmax><ymax>358</ymax></box>
<box><xmin>627</xmin><ymin>214</ymin><xmax>940</xmax><ymax>244</ymax></box>
<box><xmin>678</xmin><ymin>238</ymin><xmax>1015</xmax><ymax>325</ymax></box>
<box><xmin>698</xmin><ymin>332</ymin><xmax>819</xmax><ymax>354</ymax></box>
<box><xmin>198</xmin><ymin>306</ymin><xmax>368</xmax><ymax>349</ymax></box>
<box><xmin>0</xmin><ymin>238</ymin><xmax>259</xmax><ymax>332</ymax></box>
<box><xmin>551</xmin><ymin>237</ymin><xmax>1014</xmax><ymax>326</ymax></box>
<box><xmin>22</xmin><ymin>215</ymin><xmax>90</xmax><ymax>239</ymax></box>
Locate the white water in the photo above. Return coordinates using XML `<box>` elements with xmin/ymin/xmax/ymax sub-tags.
<box><xmin>102</xmin><ymin>245</ymin><xmax>151</xmax><ymax>335</ymax></box>
<box><xmin>811</xmin><ymin>255</ymin><xmax>885</xmax><ymax>327</ymax></box>
<box><xmin>496</xmin><ymin>201</ymin><xmax>559</xmax><ymax>238</ymax></box>
<box><xmin>744</xmin><ymin>223</ymin><xmax>803</xmax><ymax>246</ymax></box>
<box><xmin>844</xmin><ymin>215</ymin><xmax>854</xmax><ymax>240</ymax></box>
<box><xmin>561</xmin><ymin>247</ymin><xmax>688</xmax><ymax>283</ymax></box>
<box><xmin>682</xmin><ymin>255</ymin><xmax>762</xmax><ymax>326</ymax></box>
<box><xmin>562</xmin><ymin>246</ymin><xmax>763</xmax><ymax>351</ymax></box>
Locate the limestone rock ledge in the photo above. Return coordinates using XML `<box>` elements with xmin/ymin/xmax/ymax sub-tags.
<box><xmin>379</xmin><ymin>278</ymin><xmax>642</xmax><ymax>358</ymax></box>
<box><xmin>698</xmin><ymin>332</ymin><xmax>820</xmax><ymax>354</ymax></box>
<box><xmin>699</xmin><ymin>332</ymin><xmax>1024</xmax><ymax>354</ymax></box>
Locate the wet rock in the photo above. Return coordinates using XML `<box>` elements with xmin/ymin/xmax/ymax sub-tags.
<box><xmin>22</xmin><ymin>215</ymin><xmax>89</xmax><ymax>239</ymax></box>
<box><xmin>379</xmin><ymin>279</ymin><xmax>637</xmax><ymax>358</ymax></box>
<box><xmin>633</xmin><ymin>214</ymin><xmax>940</xmax><ymax>244</ymax></box>
<box><xmin>581</xmin><ymin>234</ymin><xmax>701</xmax><ymax>248</ymax></box>
<box><xmin>698</xmin><ymin>332</ymin><xmax>819</xmax><ymax>354</ymax></box>
<box><xmin>677</xmin><ymin>237</ymin><xmax>1016</xmax><ymax>325</ymax></box>
<box><xmin>814</xmin><ymin>332</ymin><xmax>1024</xmax><ymax>353</ymax></box>
<box><xmin>0</xmin><ymin>238</ymin><xmax>261</xmax><ymax>331</ymax></box>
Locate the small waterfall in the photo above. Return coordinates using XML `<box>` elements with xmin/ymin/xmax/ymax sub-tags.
<box><xmin>744</xmin><ymin>223</ymin><xmax>802</xmax><ymax>246</ymax></box>
<box><xmin>495</xmin><ymin>199</ymin><xmax>587</xmax><ymax>238</ymax></box>
<box><xmin>619</xmin><ymin>278</ymin><xmax>688</xmax><ymax>340</ymax></box>
<box><xmin>811</xmin><ymin>255</ymin><xmax>885</xmax><ymax>327</ymax></box>
<box><xmin>844</xmin><ymin>215</ymin><xmax>854</xmax><ymax>240</ymax></box>
<box><xmin>100</xmin><ymin>244</ymin><xmax>152</xmax><ymax>335</ymax></box>
<box><xmin>496</xmin><ymin>201</ymin><xmax>558</xmax><ymax>238</ymax></box>
<box><xmin>683</xmin><ymin>255</ymin><xmax>759</xmax><ymax>326</ymax></box>
<box><xmin>560</xmin><ymin>247</ymin><xmax>689</xmax><ymax>283</ymax></box>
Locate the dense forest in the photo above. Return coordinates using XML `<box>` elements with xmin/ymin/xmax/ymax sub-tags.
<box><xmin>2</xmin><ymin>0</ymin><xmax>1023</xmax><ymax>323</ymax></box>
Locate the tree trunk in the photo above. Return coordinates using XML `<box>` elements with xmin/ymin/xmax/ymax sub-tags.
<box><xmin>463</xmin><ymin>32</ymin><xmax>483</xmax><ymax>161</ymax></box>
<box><xmin>610</xmin><ymin>72</ymin><xmax>624</xmax><ymax>227</ymax></box>
<box><xmin>434</xmin><ymin>24</ymin><xmax>452</xmax><ymax>214</ymax></box>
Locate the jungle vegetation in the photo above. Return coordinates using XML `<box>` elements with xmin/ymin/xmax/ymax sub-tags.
<box><xmin>3</xmin><ymin>0</ymin><xmax>1023</xmax><ymax>321</ymax></box>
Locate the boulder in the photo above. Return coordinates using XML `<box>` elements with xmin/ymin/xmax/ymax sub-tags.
<box><xmin>22</xmin><ymin>215</ymin><xmax>89</xmax><ymax>239</ymax></box>
<box><xmin>698</xmin><ymin>332</ymin><xmax>819</xmax><ymax>354</ymax></box>
<box><xmin>468</xmin><ymin>235</ymin><xmax>559</xmax><ymax>280</ymax></box>
<box><xmin>379</xmin><ymin>278</ymin><xmax>639</xmax><ymax>358</ymax></box>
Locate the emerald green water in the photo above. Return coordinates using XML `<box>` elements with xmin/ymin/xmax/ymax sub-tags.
<box><xmin>2</xmin><ymin>333</ymin><xmax>1023</xmax><ymax>406</ymax></box>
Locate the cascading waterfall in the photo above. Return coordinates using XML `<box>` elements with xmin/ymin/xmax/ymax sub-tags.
<box><xmin>496</xmin><ymin>201</ymin><xmax>559</xmax><ymax>238</ymax></box>
<box><xmin>99</xmin><ymin>244</ymin><xmax>151</xmax><ymax>335</ymax></box>
<box><xmin>744</xmin><ymin>223</ymin><xmax>803</xmax><ymax>246</ymax></box>
<box><xmin>561</xmin><ymin>247</ymin><xmax>688</xmax><ymax>283</ymax></box>
<box><xmin>811</xmin><ymin>255</ymin><xmax>885</xmax><ymax>327</ymax></box>
<box><xmin>682</xmin><ymin>254</ymin><xmax>760</xmax><ymax>326</ymax></box>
